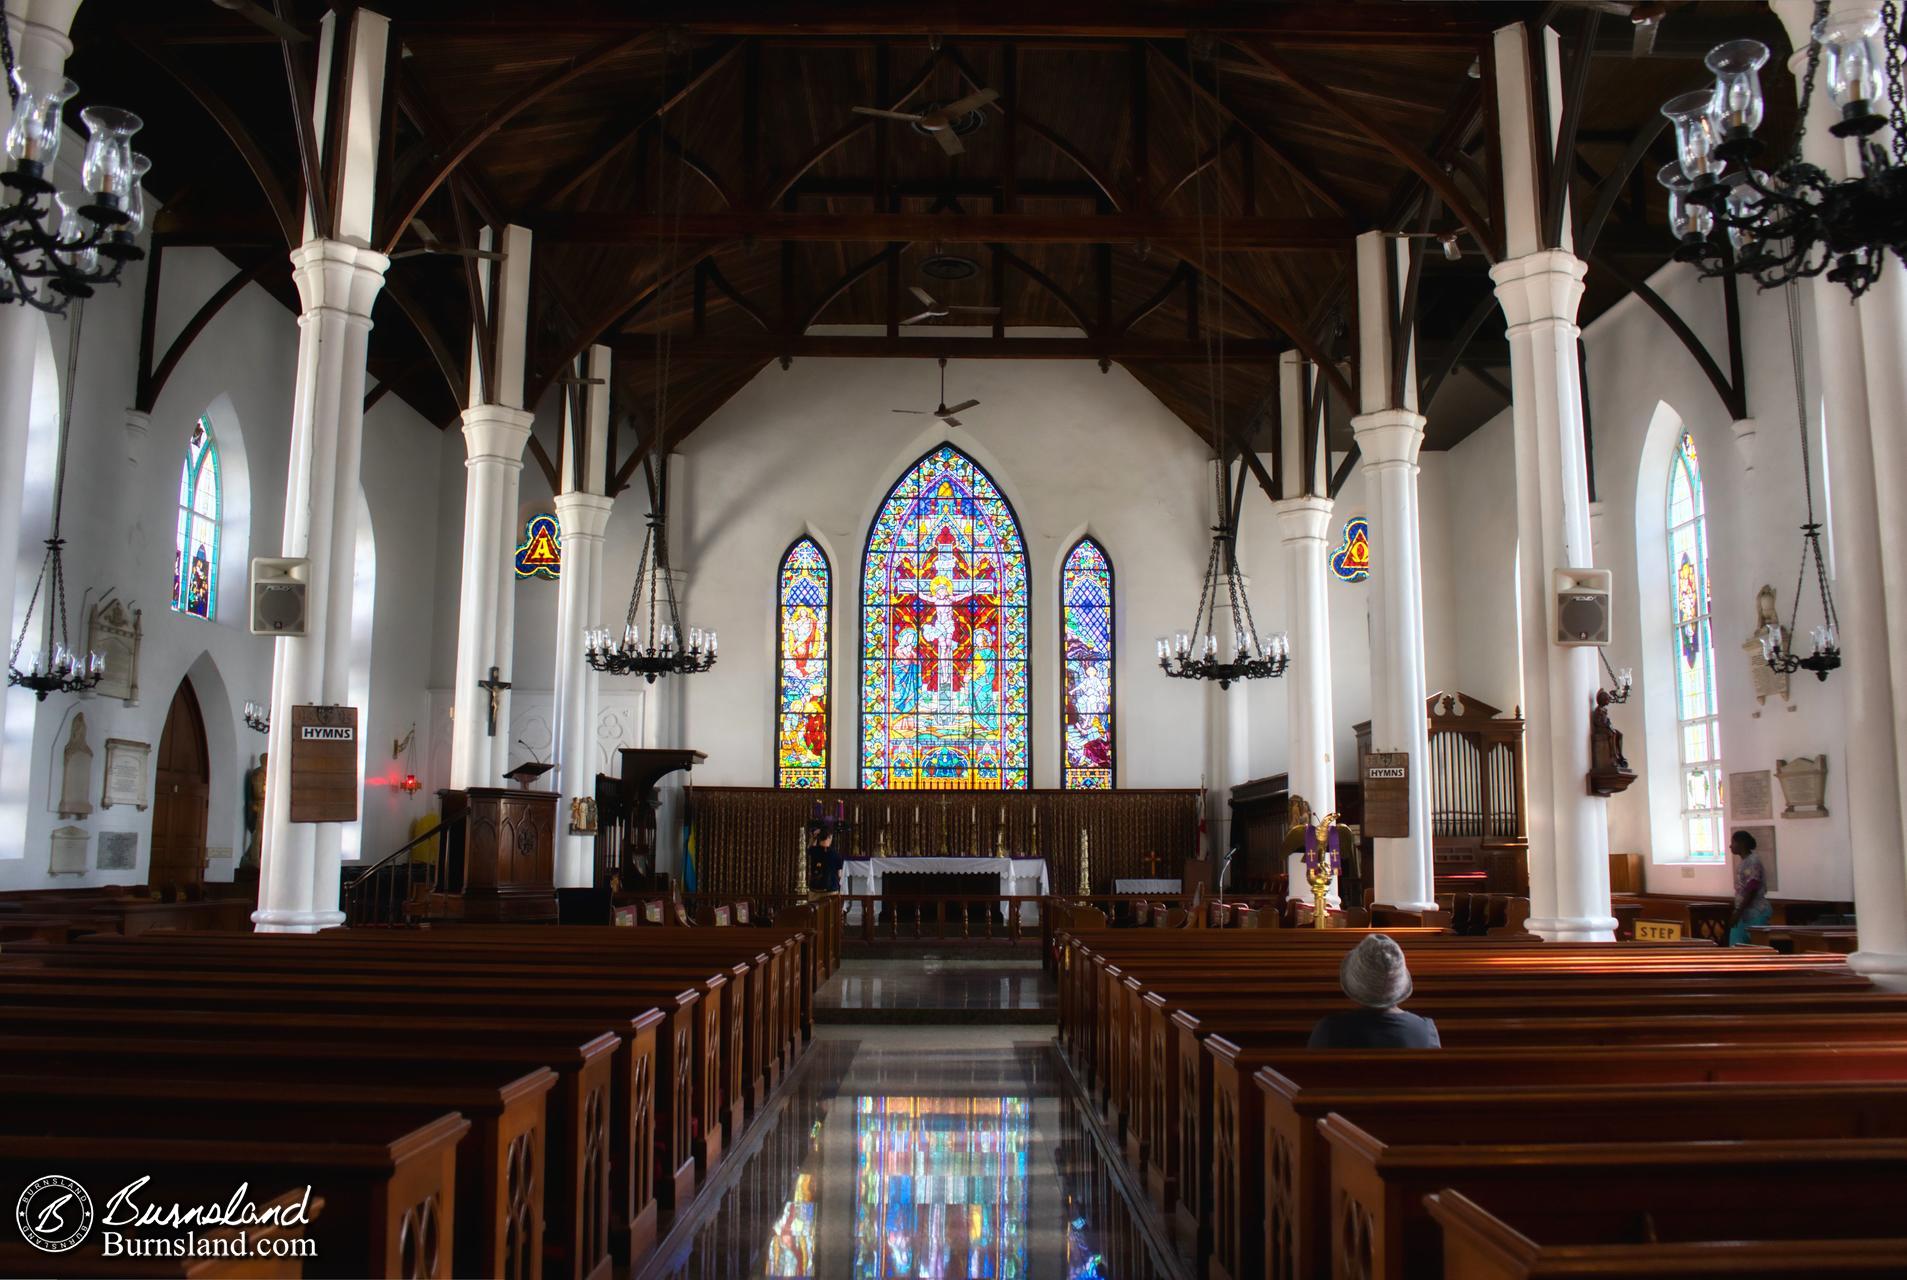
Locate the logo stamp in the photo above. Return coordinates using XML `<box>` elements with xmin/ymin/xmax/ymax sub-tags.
<box><xmin>16</xmin><ymin>1175</ymin><xmax>94</xmax><ymax>1253</ymax></box>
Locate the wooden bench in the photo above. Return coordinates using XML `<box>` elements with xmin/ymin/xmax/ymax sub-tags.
<box><xmin>1425</xmin><ymin>1188</ymin><xmax>1907</xmax><ymax>1280</ymax></box>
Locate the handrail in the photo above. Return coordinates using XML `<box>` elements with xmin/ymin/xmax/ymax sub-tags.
<box><xmin>340</xmin><ymin>811</ymin><xmax>468</xmax><ymax>926</ymax></box>
<box><xmin>349</xmin><ymin>815</ymin><xmax>459</xmax><ymax>881</ymax></box>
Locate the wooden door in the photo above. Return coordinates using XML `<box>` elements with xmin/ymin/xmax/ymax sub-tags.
<box><xmin>149</xmin><ymin>679</ymin><xmax>209</xmax><ymax>892</ymax></box>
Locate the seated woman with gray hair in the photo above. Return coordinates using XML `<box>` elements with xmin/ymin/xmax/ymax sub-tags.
<box><xmin>1307</xmin><ymin>933</ymin><xmax>1441</xmax><ymax>1049</ymax></box>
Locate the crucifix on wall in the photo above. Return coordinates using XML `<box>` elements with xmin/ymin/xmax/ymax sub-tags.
<box><xmin>478</xmin><ymin>665</ymin><xmax>511</xmax><ymax>737</ymax></box>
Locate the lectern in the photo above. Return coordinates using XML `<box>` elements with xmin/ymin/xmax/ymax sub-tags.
<box><xmin>414</xmin><ymin>785</ymin><xmax>560</xmax><ymax>922</ymax></box>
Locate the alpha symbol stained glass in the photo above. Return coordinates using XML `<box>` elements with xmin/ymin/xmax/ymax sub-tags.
<box><xmin>861</xmin><ymin>445</ymin><xmax>1029</xmax><ymax>789</ymax></box>
<box><xmin>514</xmin><ymin>513</ymin><xmax>562</xmax><ymax>579</ymax></box>
<box><xmin>1331</xmin><ymin>515</ymin><xmax>1370</xmax><ymax>582</ymax></box>
<box><xmin>777</xmin><ymin>537</ymin><xmax>831</xmax><ymax>788</ymax></box>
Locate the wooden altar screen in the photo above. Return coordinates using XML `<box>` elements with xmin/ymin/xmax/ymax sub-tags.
<box><xmin>1354</xmin><ymin>691</ymin><xmax>1528</xmax><ymax>892</ymax></box>
<box><xmin>685</xmin><ymin>788</ymin><xmax>1200</xmax><ymax>898</ymax></box>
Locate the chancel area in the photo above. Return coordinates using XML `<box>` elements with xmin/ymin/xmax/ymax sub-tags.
<box><xmin>1</xmin><ymin>0</ymin><xmax>1906</xmax><ymax>1276</ymax></box>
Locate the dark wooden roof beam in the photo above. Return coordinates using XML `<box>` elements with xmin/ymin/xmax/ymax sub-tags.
<box><xmin>535</xmin><ymin>210</ymin><xmax>1351</xmax><ymax>248</ymax></box>
<box><xmin>608</xmin><ymin>334</ymin><xmax>1288</xmax><ymax>360</ymax></box>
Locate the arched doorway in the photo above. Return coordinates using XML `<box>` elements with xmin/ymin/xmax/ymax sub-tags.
<box><xmin>150</xmin><ymin>678</ymin><xmax>210</xmax><ymax>892</ymax></box>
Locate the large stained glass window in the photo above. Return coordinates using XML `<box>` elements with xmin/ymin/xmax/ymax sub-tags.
<box><xmin>1668</xmin><ymin>430</ymin><xmax>1724</xmax><ymax>862</ymax></box>
<box><xmin>171</xmin><ymin>416</ymin><xmax>221</xmax><ymax>620</ymax></box>
<box><xmin>860</xmin><ymin>445</ymin><xmax>1029</xmax><ymax>789</ymax></box>
<box><xmin>777</xmin><ymin>537</ymin><xmax>832</xmax><ymax>788</ymax></box>
<box><xmin>853</xmin><ymin>1096</ymin><xmax>1030</xmax><ymax>1278</ymax></box>
<box><xmin>1061</xmin><ymin>537</ymin><xmax>1114</xmax><ymax>789</ymax></box>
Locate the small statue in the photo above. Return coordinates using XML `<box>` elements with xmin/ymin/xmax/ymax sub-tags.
<box><xmin>1588</xmin><ymin>691</ymin><xmax>1636</xmax><ymax>797</ymax></box>
<box><xmin>1743</xmin><ymin>584</ymin><xmax>1792</xmax><ymax>705</ymax></box>
<box><xmin>241</xmin><ymin>752</ymin><xmax>267</xmax><ymax>867</ymax></box>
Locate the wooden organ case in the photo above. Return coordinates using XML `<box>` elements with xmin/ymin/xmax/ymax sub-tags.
<box><xmin>1355</xmin><ymin>691</ymin><xmax>1528</xmax><ymax>893</ymax></box>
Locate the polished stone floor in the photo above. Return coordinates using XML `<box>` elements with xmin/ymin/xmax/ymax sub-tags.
<box><xmin>643</xmin><ymin>1021</ymin><xmax>1183</xmax><ymax>1279</ymax></box>
<box><xmin>815</xmin><ymin>958</ymin><xmax>1057</xmax><ymax>1023</ymax></box>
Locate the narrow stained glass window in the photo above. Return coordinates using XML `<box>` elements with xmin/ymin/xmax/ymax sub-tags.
<box><xmin>777</xmin><ymin>537</ymin><xmax>831</xmax><ymax>788</ymax></box>
<box><xmin>171</xmin><ymin>416</ymin><xmax>221</xmax><ymax>620</ymax></box>
<box><xmin>860</xmin><ymin>444</ymin><xmax>1030</xmax><ymax>789</ymax></box>
<box><xmin>1668</xmin><ymin>429</ymin><xmax>1723</xmax><ymax>862</ymax></box>
<box><xmin>1061</xmin><ymin>537</ymin><xmax>1114</xmax><ymax>790</ymax></box>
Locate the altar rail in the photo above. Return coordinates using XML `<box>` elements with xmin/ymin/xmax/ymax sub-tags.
<box><xmin>685</xmin><ymin>787</ymin><xmax>1200</xmax><ymax>898</ymax></box>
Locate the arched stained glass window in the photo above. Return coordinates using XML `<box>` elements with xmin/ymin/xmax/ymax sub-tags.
<box><xmin>860</xmin><ymin>444</ymin><xmax>1029</xmax><ymax>789</ymax></box>
<box><xmin>1668</xmin><ymin>429</ymin><xmax>1723</xmax><ymax>862</ymax></box>
<box><xmin>172</xmin><ymin>416</ymin><xmax>221</xmax><ymax>620</ymax></box>
<box><xmin>1061</xmin><ymin>537</ymin><xmax>1114</xmax><ymax>789</ymax></box>
<box><xmin>777</xmin><ymin>537</ymin><xmax>831</xmax><ymax>788</ymax></box>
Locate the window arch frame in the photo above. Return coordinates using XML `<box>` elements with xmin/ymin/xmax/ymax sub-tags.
<box><xmin>172</xmin><ymin>415</ymin><xmax>223</xmax><ymax>621</ymax></box>
<box><xmin>857</xmin><ymin>442</ymin><xmax>1032</xmax><ymax>790</ymax></box>
<box><xmin>1666</xmin><ymin>428</ymin><xmax>1724</xmax><ymax>863</ymax></box>
<box><xmin>1060</xmin><ymin>535</ymin><xmax>1115</xmax><ymax>790</ymax></box>
<box><xmin>775</xmin><ymin>535</ymin><xmax>833</xmax><ymax>789</ymax></box>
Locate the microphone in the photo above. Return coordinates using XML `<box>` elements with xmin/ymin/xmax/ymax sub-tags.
<box><xmin>515</xmin><ymin>738</ymin><xmax>545</xmax><ymax>764</ymax></box>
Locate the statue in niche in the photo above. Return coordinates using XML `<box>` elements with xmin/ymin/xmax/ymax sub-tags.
<box><xmin>242</xmin><ymin>753</ymin><xmax>267</xmax><ymax>867</ymax></box>
<box><xmin>1742</xmin><ymin>584</ymin><xmax>1791</xmax><ymax>705</ymax></box>
<box><xmin>1589</xmin><ymin>690</ymin><xmax>1636</xmax><ymax>797</ymax></box>
<box><xmin>57</xmin><ymin>713</ymin><xmax>93</xmax><ymax>819</ymax></box>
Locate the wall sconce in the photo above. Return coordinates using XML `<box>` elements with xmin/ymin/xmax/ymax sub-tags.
<box><xmin>393</xmin><ymin>724</ymin><xmax>421</xmax><ymax>793</ymax></box>
<box><xmin>243</xmin><ymin>700</ymin><xmax>270</xmax><ymax>733</ymax></box>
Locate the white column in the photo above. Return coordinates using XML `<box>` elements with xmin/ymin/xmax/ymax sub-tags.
<box><xmin>449</xmin><ymin>223</ymin><xmax>535</xmax><ymax>789</ymax></box>
<box><xmin>254</xmin><ymin>9</ymin><xmax>391</xmax><ymax>933</ymax></box>
<box><xmin>1487</xmin><ymin>22</ymin><xmax>1615</xmax><ymax>942</ymax></box>
<box><xmin>1276</xmin><ymin>497</ymin><xmax>1339</xmax><ymax>904</ymax></box>
<box><xmin>1771</xmin><ymin>0</ymin><xmax>1907</xmax><ymax>986</ymax></box>
<box><xmin>0</xmin><ymin>0</ymin><xmax>79</xmax><ymax>783</ymax></box>
<box><xmin>551</xmin><ymin>343</ymin><xmax>613</xmax><ymax>888</ymax></box>
<box><xmin>1350</xmin><ymin>231</ymin><xmax>1437</xmax><ymax>912</ymax></box>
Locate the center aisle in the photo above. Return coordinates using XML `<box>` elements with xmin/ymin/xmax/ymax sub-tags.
<box><xmin>641</xmin><ymin>959</ymin><xmax>1185</xmax><ymax>1279</ymax></box>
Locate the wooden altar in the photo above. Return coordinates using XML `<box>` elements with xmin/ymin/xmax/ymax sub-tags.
<box><xmin>685</xmin><ymin>787</ymin><xmax>1199</xmax><ymax>898</ymax></box>
<box><xmin>414</xmin><ymin>787</ymin><xmax>559</xmax><ymax>922</ymax></box>
<box><xmin>1354</xmin><ymin>691</ymin><xmax>1528</xmax><ymax>892</ymax></box>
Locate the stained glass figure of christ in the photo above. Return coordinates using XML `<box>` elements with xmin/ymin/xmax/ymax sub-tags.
<box><xmin>777</xmin><ymin>537</ymin><xmax>831</xmax><ymax>788</ymax></box>
<box><xmin>861</xmin><ymin>445</ymin><xmax>1029</xmax><ymax>789</ymax></box>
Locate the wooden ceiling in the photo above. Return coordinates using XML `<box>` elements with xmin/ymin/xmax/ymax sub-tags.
<box><xmin>70</xmin><ymin>1</ymin><xmax>1795</xmax><ymax>493</ymax></box>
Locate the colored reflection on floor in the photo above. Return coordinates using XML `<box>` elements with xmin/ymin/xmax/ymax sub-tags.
<box><xmin>646</xmin><ymin>1030</ymin><xmax>1179</xmax><ymax>1279</ymax></box>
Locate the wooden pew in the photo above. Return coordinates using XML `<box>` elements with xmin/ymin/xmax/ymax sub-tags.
<box><xmin>1255</xmin><ymin>1068</ymin><xmax>1907</xmax><ymax>1280</ymax></box>
<box><xmin>1426</xmin><ymin>1188</ymin><xmax>1907</xmax><ymax>1280</ymax></box>
<box><xmin>1324</xmin><ymin>1120</ymin><xmax>1907</xmax><ymax>1280</ymax></box>
<box><xmin>0</xmin><ymin>1118</ymin><xmax>466</xmax><ymax>1279</ymax></box>
<box><xmin>0</xmin><ymin>1006</ymin><xmax>622</xmax><ymax>1280</ymax></box>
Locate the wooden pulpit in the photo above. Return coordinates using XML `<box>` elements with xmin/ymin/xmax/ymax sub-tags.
<box><xmin>415</xmin><ymin>787</ymin><xmax>560</xmax><ymax>923</ymax></box>
<box><xmin>593</xmin><ymin>748</ymin><xmax>706</xmax><ymax>891</ymax></box>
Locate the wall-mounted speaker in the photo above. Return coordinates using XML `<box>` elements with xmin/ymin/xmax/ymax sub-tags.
<box><xmin>250</xmin><ymin>558</ymin><xmax>310</xmax><ymax>636</ymax></box>
<box><xmin>1554</xmin><ymin>567</ymin><xmax>1612</xmax><ymax>646</ymax></box>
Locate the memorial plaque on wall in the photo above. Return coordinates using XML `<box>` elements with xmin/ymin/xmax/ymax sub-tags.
<box><xmin>289</xmin><ymin>705</ymin><xmax>359</xmax><ymax>823</ymax></box>
<box><xmin>1362</xmin><ymin>751</ymin><xmax>1411</xmax><ymax>838</ymax></box>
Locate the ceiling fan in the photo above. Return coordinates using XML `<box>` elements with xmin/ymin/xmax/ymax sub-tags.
<box><xmin>892</xmin><ymin>357</ymin><xmax>979</xmax><ymax>428</ymax></box>
<box><xmin>900</xmin><ymin>286</ymin><xmax>1000</xmax><ymax>326</ymax></box>
<box><xmin>851</xmin><ymin>88</ymin><xmax>999</xmax><ymax>156</ymax></box>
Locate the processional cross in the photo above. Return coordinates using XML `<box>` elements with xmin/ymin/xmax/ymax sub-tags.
<box><xmin>479</xmin><ymin>665</ymin><xmax>511</xmax><ymax>737</ymax></box>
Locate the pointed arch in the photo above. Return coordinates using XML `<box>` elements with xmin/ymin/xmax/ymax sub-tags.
<box><xmin>1060</xmin><ymin>536</ymin><xmax>1115</xmax><ymax>790</ymax></box>
<box><xmin>859</xmin><ymin>444</ymin><xmax>1030</xmax><ymax>790</ymax></box>
<box><xmin>171</xmin><ymin>416</ymin><xmax>222</xmax><ymax>620</ymax></box>
<box><xmin>776</xmin><ymin>535</ymin><xmax>831</xmax><ymax>788</ymax></box>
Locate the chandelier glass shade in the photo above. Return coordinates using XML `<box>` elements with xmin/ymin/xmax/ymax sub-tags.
<box><xmin>1</xmin><ymin>44</ymin><xmax>150</xmax><ymax>315</ymax></box>
<box><xmin>585</xmin><ymin>516</ymin><xmax>716</xmax><ymax>683</ymax></box>
<box><xmin>1158</xmin><ymin>512</ymin><xmax>1289</xmax><ymax>690</ymax></box>
<box><xmin>1658</xmin><ymin>2</ymin><xmax>1907</xmax><ymax>298</ymax></box>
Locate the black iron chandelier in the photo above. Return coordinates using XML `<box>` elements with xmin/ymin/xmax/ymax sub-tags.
<box><xmin>8</xmin><ymin>303</ymin><xmax>102</xmax><ymax>700</ymax></box>
<box><xmin>585</xmin><ymin>515</ymin><xmax>716</xmax><ymax>684</ymax></box>
<box><xmin>1658</xmin><ymin>1</ymin><xmax>1907</xmax><ymax>298</ymax></box>
<box><xmin>1760</xmin><ymin>284</ymin><xmax>1842</xmax><ymax>681</ymax></box>
<box><xmin>1</xmin><ymin>24</ymin><xmax>149</xmax><ymax>314</ymax></box>
<box><xmin>1159</xmin><ymin>463</ymin><xmax>1289</xmax><ymax>690</ymax></box>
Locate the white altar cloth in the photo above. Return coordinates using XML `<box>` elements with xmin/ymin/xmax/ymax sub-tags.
<box><xmin>840</xmin><ymin>857</ymin><xmax>1049</xmax><ymax>923</ymax></box>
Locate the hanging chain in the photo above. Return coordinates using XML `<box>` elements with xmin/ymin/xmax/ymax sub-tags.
<box><xmin>1</xmin><ymin>9</ymin><xmax>17</xmax><ymax>109</ymax></box>
<box><xmin>1789</xmin><ymin>0</ymin><xmax>1831</xmax><ymax>166</ymax></box>
<box><xmin>1783</xmin><ymin>281</ymin><xmax>1839</xmax><ymax>645</ymax></box>
<box><xmin>8</xmin><ymin>300</ymin><xmax>84</xmax><ymax>673</ymax></box>
<box><xmin>1886</xmin><ymin>0</ymin><xmax>1907</xmax><ymax>165</ymax></box>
